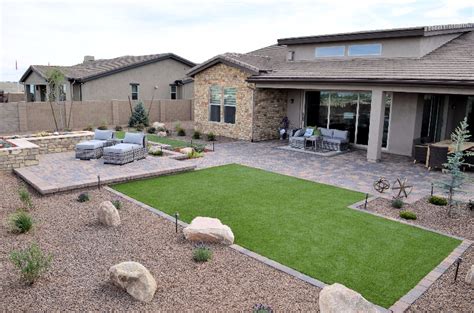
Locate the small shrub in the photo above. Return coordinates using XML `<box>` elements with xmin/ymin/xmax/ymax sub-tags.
<box><xmin>400</xmin><ymin>210</ymin><xmax>417</xmax><ymax>220</ymax></box>
<box><xmin>147</xmin><ymin>127</ymin><xmax>156</xmax><ymax>134</ymax></box>
<box><xmin>149</xmin><ymin>149</ymin><xmax>163</xmax><ymax>156</ymax></box>
<box><xmin>253</xmin><ymin>304</ymin><xmax>273</xmax><ymax>313</ymax></box>
<box><xmin>192</xmin><ymin>130</ymin><xmax>201</xmax><ymax>139</ymax></box>
<box><xmin>83</xmin><ymin>125</ymin><xmax>93</xmax><ymax>131</ymax></box>
<box><xmin>115</xmin><ymin>125</ymin><xmax>123</xmax><ymax>131</ymax></box>
<box><xmin>428</xmin><ymin>196</ymin><xmax>448</xmax><ymax>206</ymax></box>
<box><xmin>10</xmin><ymin>243</ymin><xmax>52</xmax><ymax>285</ymax></box>
<box><xmin>18</xmin><ymin>186</ymin><xmax>33</xmax><ymax>210</ymax></box>
<box><xmin>391</xmin><ymin>198</ymin><xmax>404</xmax><ymax>209</ymax></box>
<box><xmin>77</xmin><ymin>193</ymin><xmax>90</xmax><ymax>203</ymax></box>
<box><xmin>135</xmin><ymin>123</ymin><xmax>145</xmax><ymax>131</ymax></box>
<box><xmin>97</xmin><ymin>120</ymin><xmax>108</xmax><ymax>130</ymax></box>
<box><xmin>174</xmin><ymin>123</ymin><xmax>181</xmax><ymax>132</ymax></box>
<box><xmin>177</xmin><ymin>128</ymin><xmax>186</xmax><ymax>136</ymax></box>
<box><xmin>207</xmin><ymin>132</ymin><xmax>216</xmax><ymax>141</ymax></box>
<box><xmin>8</xmin><ymin>211</ymin><xmax>34</xmax><ymax>233</ymax></box>
<box><xmin>192</xmin><ymin>144</ymin><xmax>205</xmax><ymax>153</ymax></box>
<box><xmin>188</xmin><ymin>150</ymin><xmax>204</xmax><ymax>159</ymax></box>
<box><xmin>193</xmin><ymin>243</ymin><xmax>212</xmax><ymax>262</ymax></box>
<box><xmin>112</xmin><ymin>200</ymin><xmax>122</xmax><ymax>210</ymax></box>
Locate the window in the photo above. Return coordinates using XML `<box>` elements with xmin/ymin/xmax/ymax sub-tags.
<box><xmin>170</xmin><ymin>85</ymin><xmax>177</xmax><ymax>99</ymax></box>
<box><xmin>223</xmin><ymin>87</ymin><xmax>237</xmax><ymax>124</ymax></box>
<box><xmin>315</xmin><ymin>46</ymin><xmax>345</xmax><ymax>57</ymax></box>
<box><xmin>131</xmin><ymin>84</ymin><xmax>139</xmax><ymax>100</ymax></box>
<box><xmin>59</xmin><ymin>84</ymin><xmax>67</xmax><ymax>101</ymax></box>
<box><xmin>209</xmin><ymin>86</ymin><xmax>221</xmax><ymax>122</ymax></box>
<box><xmin>348</xmin><ymin>44</ymin><xmax>381</xmax><ymax>56</ymax></box>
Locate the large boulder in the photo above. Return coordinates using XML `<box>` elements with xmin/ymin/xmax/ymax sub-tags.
<box><xmin>157</xmin><ymin>131</ymin><xmax>167</xmax><ymax>137</ymax></box>
<box><xmin>466</xmin><ymin>265</ymin><xmax>474</xmax><ymax>285</ymax></box>
<box><xmin>183</xmin><ymin>217</ymin><xmax>234</xmax><ymax>245</ymax></box>
<box><xmin>152</xmin><ymin>122</ymin><xmax>165</xmax><ymax>130</ymax></box>
<box><xmin>180</xmin><ymin>147</ymin><xmax>194</xmax><ymax>155</ymax></box>
<box><xmin>109</xmin><ymin>261</ymin><xmax>157</xmax><ymax>302</ymax></box>
<box><xmin>319</xmin><ymin>283</ymin><xmax>380</xmax><ymax>313</ymax></box>
<box><xmin>98</xmin><ymin>201</ymin><xmax>121</xmax><ymax>227</ymax></box>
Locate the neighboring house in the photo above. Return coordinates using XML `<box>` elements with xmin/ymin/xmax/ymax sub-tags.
<box><xmin>0</xmin><ymin>82</ymin><xmax>25</xmax><ymax>102</ymax></box>
<box><xmin>19</xmin><ymin>53</ymin><xmax>195</xmax><ymax>102</ymax></box>
<box><xmin>188</xmin><ymin>23</ymin><xmax>474</xmax><ymax>162</ymax></box>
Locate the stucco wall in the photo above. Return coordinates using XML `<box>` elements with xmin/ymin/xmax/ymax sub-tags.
<box><xmin>286</xmin><ymin>90</ymin><xmax>303</xmax><ymax>128</ymax></box>
<box><xmin>81</xmin><ymin>58</ymin><xmax>192</xmax><ymax>101</ymax></box>
<box><xmin>193</xmin><ymin>63</ymin><xmax>255</xmax><ymax>140</ymax></box>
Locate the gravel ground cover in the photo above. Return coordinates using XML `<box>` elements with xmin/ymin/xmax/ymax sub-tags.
<box><xmin>363</xmin><ymin>197</ymin><xmax>473</xmax><ymax>312</ymax></box>
<box><xmin>0</xmin><ymin>172</ymin><xmax>319</xmax><ymax>311</ymax></box>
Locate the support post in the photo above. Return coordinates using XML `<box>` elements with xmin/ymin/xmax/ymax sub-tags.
<box><xmin>367</xmin><ymin>89</ymin><xmax>385</xmax><ymax>162</ymax></box>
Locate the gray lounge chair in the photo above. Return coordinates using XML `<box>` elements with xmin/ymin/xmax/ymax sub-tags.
<box><xmin>320</xmin><ymin>128</ymin><xmax>349</xmax><ymax>151</ymax></box>
<box><xmin>103</xmin><ymin>132</ymin><xmax>147</xmax><ymax>165</ymax></box>
<box><xmin>75</xmin><ymin>129</ymin><xmax>116</xmax><ymax>160</ymax></box>
<box><xmin>289</xmin><ymin>128</ymin><xmax>315</xmax><ymax>149</ymax></box>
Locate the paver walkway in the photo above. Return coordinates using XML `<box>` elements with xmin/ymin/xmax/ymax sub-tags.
<box><xmin>189</xmin><ymin>141</ymin><xmax>474</xmax><ymax>203</ymax></box>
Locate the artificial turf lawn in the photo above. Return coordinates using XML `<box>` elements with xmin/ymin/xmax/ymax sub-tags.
<box><xmin>113</xmin><ymin>164</ymin><xmax>460</xmax><ymax>308</ymax></box>
<box><xmin>116</xmin><ymin>131</ymin><xmax>190</xmax><ymax>149</ymax></box>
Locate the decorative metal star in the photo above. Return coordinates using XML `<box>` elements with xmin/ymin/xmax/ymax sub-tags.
<box><xmin>373</xmin><ymin>177</ymin><xmax>390</xmax><ymax>193</ymax></box>
<box><xmin>392</xmin><ymin>178</ymin><xmax>413</xmax><ymax>199</ymax></box>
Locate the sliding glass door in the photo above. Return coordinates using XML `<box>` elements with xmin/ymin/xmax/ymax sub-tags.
<box><xmin>328</xmin><ymin>92</ymin><xmax>358</xmax><ymax>143</ymax></box>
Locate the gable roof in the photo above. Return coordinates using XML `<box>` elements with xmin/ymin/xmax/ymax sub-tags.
<box><xmin>277</xmin><ymin>23</ymin><xmax>474</xmax><ymax>45</ymax></box>
<box><xmin>20</xmin><ymin>53</ymin><xmax>195</xmax><ymax>83</ymax></box>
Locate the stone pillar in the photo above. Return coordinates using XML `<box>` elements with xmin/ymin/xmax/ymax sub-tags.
<box><xmin>17</xmin><ymin>101</ymin><xmax>28</xmax><ymax>132</ymax></box>
<box><xmin>112</xmin><ymin>100</ymin><xmax>120</xmax><ymax>126</ymax></box>
<box><xmin>367</xmin><ymin>89</ymin><xmax>385</xmax><ymax>162</ymax></box>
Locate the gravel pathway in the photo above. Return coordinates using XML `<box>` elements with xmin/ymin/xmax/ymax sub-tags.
<box><xmin>0</xmin><ymin>172</ymin><xmax>319</xmax><ymax>311</ymax></box>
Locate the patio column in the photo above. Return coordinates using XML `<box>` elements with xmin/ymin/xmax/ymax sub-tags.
<box><xmin>367</xmin><ymin>89</ymin><xmax>385</xmax><ymax>162</ymax></box>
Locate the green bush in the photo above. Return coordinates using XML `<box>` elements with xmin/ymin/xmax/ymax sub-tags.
<box><xmin>193</xmin><ymin>244</ymin><xmax>212</xmax><ymax>262</ymax></box>
<box><xmin>188</xmin><ymin>150</ymin><xmax>204</xmax><ymax>159</ymax></box>
<box><xmin>192</xmin><ymin>130</ymin><xmax>201</xmax><ymax>139</ymax></box>
<box><xmin>149</xmin><ymin>149</ymin><xmax>163</xmax><ymax>156</ymax></box>
<box><xmin>135</xmin><ymin>123</ymin><xmax>145</xmax><ymax>131</ymax></box>
<box><xmin>428</xmin><ymin>196</ymin><xmax>448</xmax><ymax>206</ymax></box>
<box><xmin>391</xmin><ymin>198</ymin><xmax>404</xmax><ymax>209</ymax></box>
<box><xmin>112</xmin><ymin>200</ymin><xmax>122</xmax><ymax>210</ymax></box>
<box><xmin>147</xmin><ymin>127</ymin><xmax>156</xmax><ymax>134</ymax></box>
<box><xmin>10</xmin><ymin>243</ymin><xmax>53</xmax><ymax>285</ymax></box>
<box><xmin>97</xmin><ymin>122</ymin><xmax>108</xmax><ymax>130</ymax></box>
<box><xmin>8</xmin><ymin>211</ymin><xmax>34</xmax><ymax>233</ymax></box>
<box><xmin>253</xmin><ymin>304</ymin><xmax>273</xmax><ymax>313</ymax></box>
<box><xmin>18</xmin><ymin>186</ymin><xmax>33</xmax><ymax>210</ymax></box>
<box><xmin>177</xmin><ymin>128</ymin><xmax>186</xmax><ymax>136</ymax></box>
<box><xmin>115</xmin><ymin>125</ymin><xmax>123</xmax><ymax>131</ymax></box>
<box><xmin>207</xmin><ymin>132</ymin><xmax>216</xmax><ymax>141</ymax></box>
<box><xmin>192</xmin><ymin>144</ymin><xmax>206</xmax><ymax>153</ymax></box>
<box><xmin>77</xmin><ymin>193</ymin><xmax>90</xmax><ymax>203</ymax></box>
<box><xmin>128</xmin><ymin>102</ymin><xmax>149</xmax><ymax>127</ymax></box>
<box><xmin>400</xmin><ymin>210</ymin><xmax>417</xmax><ymax>220</ymax></box>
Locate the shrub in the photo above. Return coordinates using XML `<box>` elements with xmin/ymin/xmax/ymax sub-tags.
<box><xmin>97</xmin><ymin>120</ymin><xmax>108</xmax><ymax>130</ymax></box>
<box><xmin>400</xmin><ymin>210</ymin><xmax>417</xmax><ymax>220</ymax></box>
<box><xmin>83</xmin><ymin>125</ymin><xmax>93</xmax><ymax>131</ymax></box>
<box><xmin>174</xmin><ymin>123</ymin><xmax>181</xmax><ymax>132</ymax></box>
<box><xmin>253</xmin><ymin>304</ymin><xmax>273</xmax><ymax>313</ymax></box>
<box><xmin>193</xmin><ymin>243</ymin><xmax>212</xmax><ymax>262</ymax></box>
<box><xmin>147</xmin><ymin>127</ymin><xmax>156</xmax><ymax>134</ymax></box>
<box><xmin>391</xmin><ymin>198</ymin><xmax>404</xmax><ymax>209</ymax></box>
<box><xmin>77</xmin><ymin>193</ymin><xmax>90</xmax><ymax>203</ymax></box>
<box><xmin>10</xmin><ymin>243</ymin><xmax>53</xmax><ymax>285</ymax></box>
<box><xmin>428</xmin><ymin>196</ymin><xmax>448</xmax><ymax>206</ymax></box>
<box><xmin>8</xmin><ymin>211</ymin><xmax>34</xmax><ymax>233</ymax></box>
<box><xmin>192</xmin><ymin>144</ymin><xmax>205</xmax><ymax>153</ymax></box>
<box><xmin>128</xmin><ymin>102</ymin><xmax>149</xmax><ymax>127</ymax></box>
<box><xmin>207</xmin><ymin>132</ymin><xmax>216</xmax><ymax>141</ymax></box>
<box><xmin>188</xmin><ymin>150</ymin><xmax>204</xmax><ymax>159</ymax></box>
<box><xmin>18</xmin><ymin>186</ymin><xmax>33</xmax><ymax>210</ymax></box>
<box><xmin>115</xmin><ymin>125</ymin><xmax>123</xmax><ymax>131</ymax></box>
<box><xmin>135</xmin><ymin>123</ymin><xmax>145</xmax><ymax>131</ymax></box>
<box><xmin>112</xmin><ymin>200</ymin><xmax>122</xmax><ymax>210</ymax></box>
<box><xmin>192</xmin><ymin>130</ymin><xmax>201</xmax><ymax>139</ymax></box>
<box><xmin>149</xmin><ymin>149</ymin><xmax>163</xmax><ymax>156</ymax></box>
<box><xmin>177</xmin><ymin>128</ymin><xmax>186</xmax><ymax>136</ymax></box>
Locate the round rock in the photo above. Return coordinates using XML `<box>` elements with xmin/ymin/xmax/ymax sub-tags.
<box><xmin>97</xmin><ymin>201</ymin><xmax>121</xmax><ymax>227</ymax></box>
<box><xmin>109</xmin><ymin>261</ymin><xmax>157</xmax><ymax>302</ymax></box>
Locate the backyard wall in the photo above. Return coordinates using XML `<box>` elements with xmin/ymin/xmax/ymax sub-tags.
<box><xmin>0</xmin><ymin>99</ymin><xmax>193</xmax><ymax>134</ymax></box>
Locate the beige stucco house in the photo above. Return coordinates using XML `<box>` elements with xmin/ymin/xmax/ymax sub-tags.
<box><xmin>20</xmin><ymin>53</ymin><xmax>195</xmax><ymax>102</ymax></box>
<box><xmin>188</xmin><ymin>23</ymin><xmax>474</xmax><ymax>162</ymax></box>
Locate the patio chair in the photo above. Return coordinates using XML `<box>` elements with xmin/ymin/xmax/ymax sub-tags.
<box><xmin>103</xmin><ymin>132</ymin><xmax>147</xmax><ymax>165</ymax></box>
<box><xmin>75</xmin><ymin>129</ymin><xmax>116</xmax><ymax>160</ymax></box>
<box><xmin>320</xmin><ymin>128</ymin><xmax>349</xmax><ymax>151</ymax></box>
<box><xmin>289</xmin><ymin>128</ymin><xmax>314</xmax><ymax>149</ymax></box>
<box><xmin>428</xmin><ymin>146</ymin><xmax>449</xmax><ymax>171</ymax></box>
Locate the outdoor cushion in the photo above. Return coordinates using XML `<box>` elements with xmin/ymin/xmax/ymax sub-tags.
<box><xmin>333</xmin><ymin>129</ymin><xmax>349</xmax><ymax>140</ymax></box>
<box><xmin>293</xmin><ymin>129</ymin><xmax>304</xmax><ymax>137</ymax></box>
<box><xmin>104</xmin><ymin>143</ymin><xmax>141</xmax><ymax>153</ymax></box>
<box><xmin>123</xmin><ymin>132</ymin><xmax>145</xmax><ymax>146</ymax></box>
<box><xmin>303</xmin><ymin>128</ymin><xmax>314</xmax><ymax>137</ymax></box>
<box><xmin>76</xmin><ymin>140</ymin><xmax>105</xmax><ymax>150</ymax></box>
<box><xmin>320</xmin><ymin>128</ymin><xmax>333</xmax><ymax>138</ymax></box>
<box><xmin>94</xmin><ymin>129</ymin><xmax>114</xmax><ymax>140</ymax></box>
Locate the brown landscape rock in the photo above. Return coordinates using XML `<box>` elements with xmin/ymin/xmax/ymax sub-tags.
<box><xmin>109</xmin><ymin>261</ymin><xmax>157</xmax><ymax>302</ymax></box>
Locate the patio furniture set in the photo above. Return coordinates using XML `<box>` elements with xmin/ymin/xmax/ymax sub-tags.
<box><xmin>289</xmin><ymin>127</ymin><xmax>349</xmax><ymax>152</ymax></box>
<box><xmin>75</xmin><ymin>130</ymin><xmax>147</xmax><ymax>165</ymax></box>
<box><xmin>413</xmin><ymin>137</ymin><xmax>474</xmax><ymax>171</ymax></box>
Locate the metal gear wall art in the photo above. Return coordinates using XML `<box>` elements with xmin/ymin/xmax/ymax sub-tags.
<box><xmin>392</xmin><ymin>178</ymin><xmax>413</xmax><ymax>199</ymax></box>
<box><xmin>373</xmin><ymin>177</ymin><xmax>390</xmax><ymax>193</ymax></box>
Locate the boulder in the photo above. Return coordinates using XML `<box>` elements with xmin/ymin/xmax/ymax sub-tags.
<box><xmin>183</xmin><ymin>217</ymin><xmax>234</xmax><ymax>245</ymax></box>
<box><xmin>157</xmin><ymin>131</ymin><xmax>167</xmax><ymax>137</ymax></box>
<box><xmin>180</xmin><ymin>147</ymin><xmax>194</xmax><ymax>155</ymax></box>
<box><xmin>109</xmin><ymin>261</ymin><xmax>157</xmax><ymax>302</ymax></box>
<box><xmin>98</xmin><ymin>201</ymin><xmax>121</xmax><ymax>227</ymax></box>
<box><xmin>152</xmin><ymin>122</ymin><xmax>165</xmax><ymax>130</ymax></box>
<box><xmin>319</xmin><ymin>283</ymin><xmax>380</xmax><ymax>313</ymax></box>
<box><xmin>466</xmin><ymin>265</ymin><xmax>474</xmax><ymax>285</ymax></box>
<box><xmin>148</xmin><ymin>145</ymin><xmax>162</xmax><ymax>153</ymax></box>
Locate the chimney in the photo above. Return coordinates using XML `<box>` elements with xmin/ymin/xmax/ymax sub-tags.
<box><xmin>83</xmin><ymin>55</ymin><xmax>95</xmax><ymax>63</ymax></box>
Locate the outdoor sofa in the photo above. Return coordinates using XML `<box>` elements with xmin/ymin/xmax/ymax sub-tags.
<box><xmin>75</xmin><ymin>129</ymin><xmax>116</xmax><ymax>160</ymax></box>
<box><xmin>289</xmin><ymin>127</ymin><xmax>349</xmax><ymax>151</ymax></box>
<box><xmin>289</xmin><ymin>128</ymin><xmax>315</xmax><ymax>149</ymax></box>
<box><xmin>103</xmin><ymin>132</ymin><xmax>147</xmax><ymax>165</ymax></box>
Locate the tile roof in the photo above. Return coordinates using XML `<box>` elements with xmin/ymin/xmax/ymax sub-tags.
<box><xmin>21</xmin><ymin>53</ymin><xmax>195</xmax><ymax>83</ymax></box>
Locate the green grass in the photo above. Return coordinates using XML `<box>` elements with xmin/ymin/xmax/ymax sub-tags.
<box><xmin>113</xmin><ymin>164</ymin><xmax>460</xmax><ymax>308</ymax></box>
<box><xmin>115</xmin><ymin>130</ymin><xmax>189</xmax><ymax>149</ymax></box>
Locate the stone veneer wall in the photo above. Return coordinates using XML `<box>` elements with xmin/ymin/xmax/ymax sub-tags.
<box><xmin>26</xmin><ymin>132</ymin><xmax>94</xmax><ymax>154</ymax></box>
<box><xmin>253</xmin><ymin>89</ymin><xmax>288</xmax><ymax>141</ymax></box>
<box><xmin>0</xmin><ymin>139</ymin><xmax>39</xmax><ymax>171</ymax></box>
<box><xmin>193</xmin><ymin>63</ymin><xmax>255</xmax><ymax>140</ymax></box>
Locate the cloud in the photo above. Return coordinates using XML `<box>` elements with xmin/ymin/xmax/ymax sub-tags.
<box><xmin>1</xmin><ymin>0</ymin><xmax>472</xmax><ymax>81</ymax></box>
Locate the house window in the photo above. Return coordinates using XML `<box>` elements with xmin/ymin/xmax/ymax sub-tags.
<box><xmin>131</xmin><ymin>84</ymin><xmax>139</xmax><ymax>100</ymax></box>
<box><xmin>209</xmin><ymin>85</ymin><xmax>221</xmax><ymax>122</ymax></box>
<box><xmin>170</xmin><ymin>85</ymin><xmax>177</xmax><ymax>99</ymax></box>
<box><xmin>348</xmin><ymin>44</ymin><xmax>382</xmax><ymax>56</ymax></box>
<box><xmin>315</xmin><ymin>46</ymin><xmax>345</xmax><ymax>57</ymax></box>
<box><xmin>59</xmin><ymin>84</ymin><xmax>67</xmax><ymax>101</ymax></box>
<box><xmin>223</xmin><ymin>87</ymin><xmax>237</xmax><ymax>124</ymax></box>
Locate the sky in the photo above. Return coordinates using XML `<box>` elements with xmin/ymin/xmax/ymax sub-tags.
<box><xmin>1</xmin><ymin>0</ymin><xmax>473</xmax><ymax>81</ymax></box>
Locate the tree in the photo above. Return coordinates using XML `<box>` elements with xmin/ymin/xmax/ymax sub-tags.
<box><xmin>128</xmin><ymin>102</ymin><xmax>149</xmax><ymax>128</ymax></box>
<box><xmin>439</xmin><ymin>117</ymin><xmax>473</xmax><ymax>217</ymax></box>
<box><xmin>45</xmin><ymin>69</ymin><xmax>65</xmax><ymax>131</ymax></box>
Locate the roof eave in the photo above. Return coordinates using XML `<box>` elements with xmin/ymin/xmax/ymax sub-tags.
<box><xmin>187</xmin><ymin>58</ymin><xmax>259</xmax><ymax>77</ymax></box>
<box><xmin>19</xmin><ymin>66</ymin><xmax>47</xmax><ymax>83</ymax></box>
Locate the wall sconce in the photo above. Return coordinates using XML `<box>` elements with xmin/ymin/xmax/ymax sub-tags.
<box><xmin>290</xmin><ymin>99</ymin><xmax>294</xmax><ymax>104</ymax></box>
